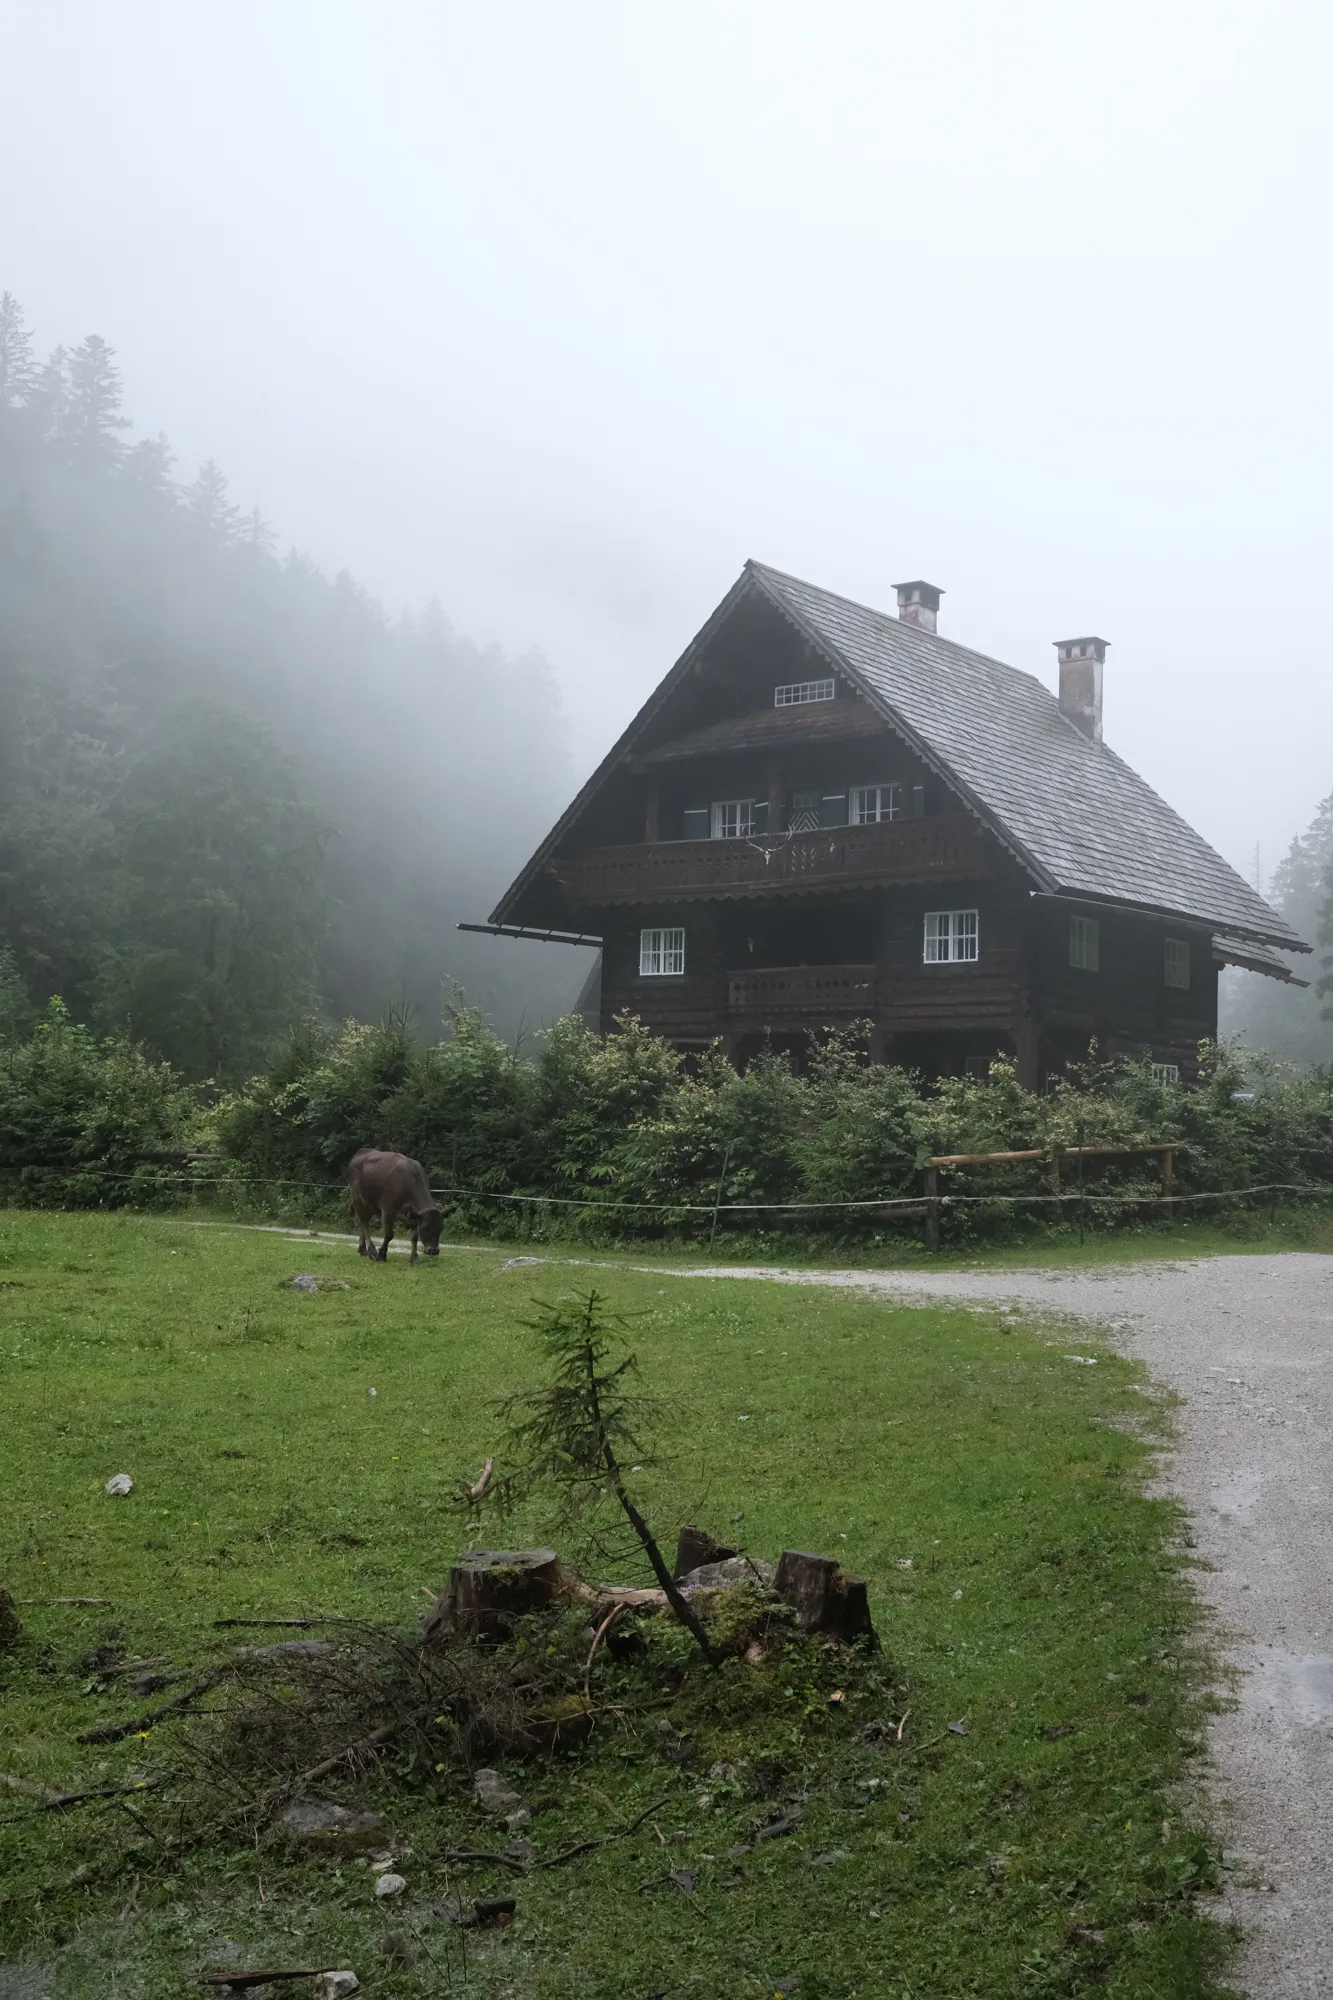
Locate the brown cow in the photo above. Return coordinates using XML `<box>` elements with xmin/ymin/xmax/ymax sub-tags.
<box><xmin>347</xmin><ymin>1148</ymin><xmax>444</xmax><ymax>1264</ymax></box>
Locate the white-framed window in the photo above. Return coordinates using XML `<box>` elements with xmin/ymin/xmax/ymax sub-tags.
<box><xmin>711</xmin><ymin>799</ymin><xmax>756</xmax><ymax>839</ymax></box>
<box><xmin>1164</xmin><ymin>938</ymin><xmax>1191</xmax><ymax>990</ymax></box>
<box><xmin>923</xmin><ymin>909</ymin><xmax>979</xmax><ymax>963</ymax></box>
<box><xmin>850</xmin><ymin>782</ymin><xmax>902</xmax><ymax>825</ymax></box>
<box><xmin>1151</xmin><ymin>1062</ymin><xmax>1180</xmax><ymax>1086</ymax></box>
<box><xmin>639</xmin><ymin>927</ymin><xmax>685</xmax><ymax>977</ymax></box>
<box><xmin>773</xmin><ymin>677</ymin><xmax>835</xmax><ymax>708</ymax></box>
<box><xmin>1069</xmin><ymin>914</ymin><xmax>1100</xmax><ymax>971</ymax></box>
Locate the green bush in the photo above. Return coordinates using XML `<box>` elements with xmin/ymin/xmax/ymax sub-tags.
<box><xmin>0</xmin><ymin>999</ymin><xmax>198</xmax><ymax>1207</ymax></box>
<box><xmin>8</xmin><ymin>996</ymin><xmax>1333</xmax><ymax>1239</ymax></box>
<box><xmin>206</xmin><ymin>1012</ymin><xmax>1333</xmax><ymax>1245</ymax></box>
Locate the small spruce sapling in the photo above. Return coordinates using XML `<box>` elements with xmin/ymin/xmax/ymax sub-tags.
<box><xmin>476</xmin><ymin>1291</ymin><xmax>718</xmax><ymax>1661</ymax></box>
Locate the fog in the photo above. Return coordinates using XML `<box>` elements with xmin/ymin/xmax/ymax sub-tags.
<box><xmin>3</xmin><ymin>1</ymin><xmax>1331</xmax><ymax>933</ymax></box>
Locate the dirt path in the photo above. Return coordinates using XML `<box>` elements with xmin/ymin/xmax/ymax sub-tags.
<box><xmin>659</xmin><ymin>1251</ymin><xmax>1333</xmax><ymax>2000</ymax></box>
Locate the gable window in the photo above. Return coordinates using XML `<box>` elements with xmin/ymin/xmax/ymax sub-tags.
<box><xmin>1069</xmin><ymin>915</ymin><xmax>1100</xmax><ymax>971</ymax></box>
<box><xmin>850</xmin><ymin>782</ymin><xmax>902</xmax><ymax>825</ymax></box>
<box><xmin>712</xmin><ymin>799</ymin><xmax>757</xmax><ymax>839</ymax></box>
<box><xmin>639</xmin><ymin>927</ymin><xmax>685</xmax><ymax>976</ymax></box>
<box><xmin>1152</xmin><ymin>1062</ymin><xmax>1180</xmax><ymax>1085</ymax></box>
<box><xmin>923</xmin><ymin>909</ymin><xmax>979</xmax><ymax>963</ymax></box>
<box><xmin>773</xmin><ymin>677</ymin><xmax>835</xmax><ymax>708</ymax></box>
<box><xmin>1164</xmin><ymin>938</ymin><xmax>1191</xmax><ymax>990</ymax></box>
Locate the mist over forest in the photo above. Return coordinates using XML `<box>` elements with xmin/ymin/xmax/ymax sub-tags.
<box><xmin>0</xmin><ymin>292</ymin><xmax>590</xmax><ymax>1080</ymax></box>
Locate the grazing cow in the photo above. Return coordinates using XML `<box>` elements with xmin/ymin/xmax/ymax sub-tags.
<box><xmin>346</xmin><ymin>1148</ymin><xmax>443</xmax><ymax>1264</ymax></box>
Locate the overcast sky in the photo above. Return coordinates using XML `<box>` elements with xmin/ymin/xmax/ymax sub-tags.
<box><xmin>3</xmin><ymin>0</ymin><xmax>1330</xmax><ymax>903</ymax></box>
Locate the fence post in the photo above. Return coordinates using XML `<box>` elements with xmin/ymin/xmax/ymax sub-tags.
<box><xmin>708</xmin><ymin>1140</ymin><xmax>734</xmax><ymax>1254</ymax></box>
<box><xmin>1161</xmin><ymin>1146</ymin><xmax>1175</xmax><ymax>1218</ymax></box>
<box><xmin>923</xmin><ymin>1163</ymin><xmax>940</xmax><ymax>1252</ymax></box>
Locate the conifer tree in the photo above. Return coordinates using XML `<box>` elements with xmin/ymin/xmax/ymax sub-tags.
<box><xmin>0</xmin><ymin>292</ymin><xmax>34</xmax><ymax>410</ymax></box>
<box><xmin>186</xmin><ymin>457</ymin><xmax>240</xmax><ymax>540</ymax></box>
<box><xmin>65</xmin><ymin>334</ymin><xmax>130</xmax><ymax>468</ymax></box>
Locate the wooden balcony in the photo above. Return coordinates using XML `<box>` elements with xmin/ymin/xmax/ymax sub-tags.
<box><xmin>727</xmin><ymin>964</ymin><xmax>877</xmax><ymax>1016</ymax></box>
<box><xmin>554</xmin><ymin>815</ymin><xmax>992</xmax><ymax>907</ymax></box>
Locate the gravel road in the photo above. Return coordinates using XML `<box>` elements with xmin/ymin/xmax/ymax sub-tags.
<box><xmin>666</xmin><ymin>1250</ymin><xmax>1333</xmax><ymax>2000</ymax></box>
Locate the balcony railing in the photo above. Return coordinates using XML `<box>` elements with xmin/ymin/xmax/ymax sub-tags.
<box><xmin>726</xmin><ymin>965</ymin><xmax>878</xmax><ymax>1015</ymax></box>
<box><xmin>555</xmin><ymin>815</ymin><xmax>992</xmax><ymax>906</ymax></box>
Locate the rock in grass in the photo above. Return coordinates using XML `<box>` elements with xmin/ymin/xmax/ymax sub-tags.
<box><xmin>104</xmin><ymin>1473</ymin><xmax>133</xmax><ymax>1496</ymax></box>
<box><xmin>0</xmin><ymin>1588</ymin><xmax>21</xmax><ymax>1650</ymax></box>
<box><xmin>277</xmin><ymin>1798</ymin><xmax>395</xmax><ymax>1857</ymax></box>
<box><xmin>473</xmin><ymin>1768</ymin><xmax>524</xmax><ymax>1812</ymax></box>
<box><xmin>288</xmin><ymin>1273</ymin><xmax>321</xmax><ymax>1292</ymax></box>
<box><xmin>312</xmin><ymin>1976</ymin><xmax>360</xmax><ymax>1999</ymax></box>
<box><xmin>374</xmin><ymin>1872</ymin><xmax>407</xmax><ymax>1899</ymax></box>
<box><xmin>677</xmin><ymin>1555</ymin><xmax>776</xmax><ymax>1592</ymax></box>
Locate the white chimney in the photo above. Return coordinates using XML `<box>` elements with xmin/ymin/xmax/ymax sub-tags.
<box><xmin>1055</xmin><ymin>636</ymin><xmax>1108</xmax><ymax>743</ymax></box>
<box><xmin>894</xmin><ymin>580</ymin><xmax>943</xmax><ymax>634</ymax></box>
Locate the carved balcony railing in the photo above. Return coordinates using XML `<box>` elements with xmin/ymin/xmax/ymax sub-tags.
<box><xmin>554</xmin><ymin>815</ymin><xmax>992</xmax><ymax>906</ymax></box>
<box><xmin>726</xmin><ymin>964</ymin><xmax>878</xmax><ymax>1016</ymax></box>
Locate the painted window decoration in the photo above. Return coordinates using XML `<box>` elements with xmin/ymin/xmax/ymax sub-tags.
<box><xmin>1151</xmin><ymin>1063</ymin><xmax>1180</xmax><ymax>1086</ymax></box>
<box><xmin>787</xmin><ymin>789</ymin><xmax>821</xmax><ymax>832</ymax></box>
<box><xmin>923</xmin><ymin>909</ymin><xmax>979</xmax><ymax>963</ymax></box>
<box><xmin>1069</xmin><ymin>914</ymin><xmax>1100</xmax><ymax>971</ymax></box>
<box><xmin>1163</xmin><ymin>938</ymin><xmax>1191</xmax><ymax>990</ymax></box>
<box><xmin>711</xmin><ymin>799</ymin><xmax>758</xmax><ymax>839</ymax></box>
<box><xmin>773</xmin><ymin>677</ymin><xmax>835</xmax><ymax>708</ymax></box>
<box><xmin>850</xmin><ymin>782</ymin><xmax>902</xmax><ymax>825</ymax></box>
<box><xmin>639</xmin><ymin>927</ymin><xmax>685</xmax><ymax>977</ymax></box>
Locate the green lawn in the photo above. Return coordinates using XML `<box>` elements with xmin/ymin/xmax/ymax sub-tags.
<box><xmin>0</xmin><ymin>1214</ymin><xmax>1237</xmax><ymax>1998</ymax></box>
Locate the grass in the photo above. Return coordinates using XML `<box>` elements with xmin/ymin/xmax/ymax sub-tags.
<box><xmin>0</xmin><ymin>1212</ymin><xmax>1239</xmax><ymax>1998</ymax></box>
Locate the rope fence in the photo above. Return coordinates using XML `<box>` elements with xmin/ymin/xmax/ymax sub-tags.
<box><xmin>8</xmin><ymin>1161</ymin><xmax>1333</xmax><ymax>1239</ymax></box>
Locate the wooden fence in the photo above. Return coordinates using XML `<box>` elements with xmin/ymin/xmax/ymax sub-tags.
<box><xmin>920</xmin><ymin>1143</ymin><xmax>1180</xmax><ymax>1251</ymax></box>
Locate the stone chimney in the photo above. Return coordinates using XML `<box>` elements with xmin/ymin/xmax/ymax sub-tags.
<box><xmin>894</xmin><ymin>580</ymin><xmax>943</xmax><ymax>634</ymax></box>
<box><xmin>1054</xmin><ymin>636</ymin><xmax>1108</xmax><ymax>743</ymax></box>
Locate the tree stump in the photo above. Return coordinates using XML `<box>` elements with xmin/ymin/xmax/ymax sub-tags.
<box><xmin>774</xmin><ymin>1551</ymin><xmax>878</xmax><ymax>1649</ymax></box>
<box><xmin>421</xmin><ymin>1549</ymin><xmax>563</xmax><ymax>1646</ymax></box>
<box><xmin>673</xmin><ymin>1523</ymin><xmax>738</xmax><ymax>1580</ymax></box>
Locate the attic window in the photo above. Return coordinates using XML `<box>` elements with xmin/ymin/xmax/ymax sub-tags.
<box><xmin>1152</xmin><ymin>1063</ymin><xmax>1180</xmax><ymax>1086</ymax></box>
<box><xmin>774</xmin><ymin>678</ymin><xmax>835</xmax><ymax>708</ymax></box>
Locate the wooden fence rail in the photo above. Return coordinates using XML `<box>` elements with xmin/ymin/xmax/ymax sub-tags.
<box><xmin>921</xmin><ymin>1142</ymin><xmax>1182</xmax><ymax>1251</ymax></box>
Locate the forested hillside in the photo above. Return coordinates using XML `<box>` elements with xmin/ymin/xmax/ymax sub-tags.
<box><xmin>0</xmin><ymin>292</ymin><xmax>584</xmax><ymax>1079</ymax></box>
<box><xmin>1220</xmin><ymin>792</ymin><xmax>1333</xmax><ymax>1069</ymax></box>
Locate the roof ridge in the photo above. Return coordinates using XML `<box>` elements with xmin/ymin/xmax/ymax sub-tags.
<box><xmin>746</xmin><ymin>558</ymin><xmax>1057</xmax><ymax>701</ymax></box>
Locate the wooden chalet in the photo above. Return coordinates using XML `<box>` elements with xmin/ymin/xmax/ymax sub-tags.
<box><xmin>477</xmin><ymin>563</ymin><xmax>1308</xmax><ymax>1083</ymax></box>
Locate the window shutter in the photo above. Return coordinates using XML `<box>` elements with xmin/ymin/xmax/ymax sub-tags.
<box><xmin>752</xmin><ymin>801</ymin><xmax>769</xmax><ymax>834</ymax></box>
<box><xmin>788</xmin><ymin>790</ymin><xmax>820</xmax><ymax>832</ymax></box>
<box><xmin>681</xmin><ymin>806</ymin><xmax>709</xmax><ymax>841</ymax></box>
<box><xmin>911</xmin><ymin>784</ymin><xmax>926</xmax><ymax>819</ymax></box>
<box><xmin>820</xmin><ymin>792</ymin><xmax>848</xmax><ymax>828</ymax></box>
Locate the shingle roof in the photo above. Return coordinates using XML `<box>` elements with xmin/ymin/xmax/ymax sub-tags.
<box><xmin>1212</xmin><ymin>935</ymin><xmax>1310</xmax><ymax>985</ymax></box>
<box><xmin>749</xmin><ymin>562</ymin><xmax>1305</xmax><ymax>951</ymax></box>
